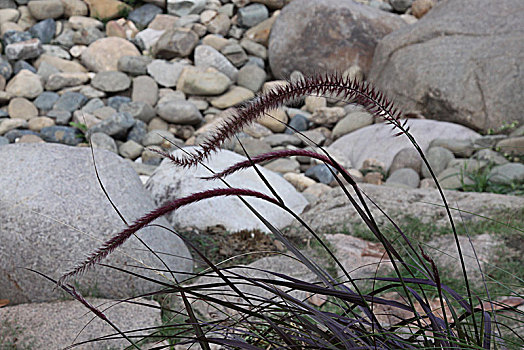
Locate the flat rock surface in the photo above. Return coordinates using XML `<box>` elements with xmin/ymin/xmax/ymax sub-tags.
<box><xmin>145</xmin><ymin>147</ymin><xmax>308</xmax><ymax>233</ymax></box>
<box><xmin>293</xmin><ymin>183</ymin><xmax>524</xmax><ymax>234</ymax></box>
<box><xmin>0</xmin><ymin>298</ymin><xmax>160</xmax><ymax>349</ymax></box>
<box><xmin>0</xmin><ymin>143</ymin><xmax>192</xmax><ymax>305</ymax></box>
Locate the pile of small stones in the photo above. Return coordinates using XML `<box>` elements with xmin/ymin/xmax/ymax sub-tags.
<box><xmin>0</xmin><ymin>0</ymin><xmax>522</xmax><ymax>196</ymax></box>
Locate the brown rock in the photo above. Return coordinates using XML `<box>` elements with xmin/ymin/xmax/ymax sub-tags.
<box><xmin>105</xmin><ymin>20</ymin><xmax>126</xmax><ymax>38</ymax></box>
<box><xmin>81</xmin><ymin>37</ymin><xmax>140</xmax><ymax>72</ymax></box>
<box><xmin>411</xmin><ymin>0</ymin><xmax>435</xmax><ymax>18</ymax></box>
<box><xmin>268</xmin><ymin>0</ymin><xmax>404</xmax><ymax>78</ymax></box>
<box><xmin>245</xmin><ymin>12</ymin><xmax>278</xmax><ymax>46</ymax></box>
<box><xmin>84</xmin><ymin>0</ymin><xmax>131</xmax><ymax>21</ymax></box>
<box><xmin>8</xmin><ymin>97</ymin><xmax>38</xmax><ymax>121</ymax></box>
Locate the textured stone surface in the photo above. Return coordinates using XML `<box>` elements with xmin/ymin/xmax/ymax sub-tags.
<box><xmin>81</xmin><ymin>37</ymin><xmax>140</xmax><ymax>72</ymax></box>
<box><xmin>386</xmin><ymin>168</ymin><xmax>420</xmax><ymax>188</ymax></box>
<box><xmin>194</xmin><ymin>44</ymin><xmax>238</xmax><ymax>81</ymax></box>
<box><xmin>269</xmin><ymin>0</ymin><xmax>405</xmax><ymax>78</ymax></box>
<box><xmin>328</xmin><ymin>119</ymin><xmax>480</xmax><ymax>171</ymax></box>
<box><xmin>152</xmin><ymin>27</ymin><xmax>199</xmax><ymax>59</ymax></box>
<box><xmin>369</xmin><ymin>0</ymin><xmax>524</xmax><ymax>132</ymax></box>
<box><xmin>5</xmin><ymin>69</ymin><xmax>43</xmax><ymax>99</ymax></box>
<box><xmin>293</xmin><ymin>183</ymin><xmax>524</xmax><ymax>235</ymax></box>
<box><xmin>0</xmin><ymin>143</ymin><xmax>192</xmax><ymax>305</ymax></box>
<box><xmin>145</xmin><ymin>147</ymin><xmax>308</xmax><ymax>233</ymax></box>
<box><xmin>0</xmin><ymin>298</ymin><xmax>160</xmax><ymax>349</ymax></box>
<box><xmin>177</xmin><ymin>66</ymin><xmax>231</xmax><ymax>95</ymax></box>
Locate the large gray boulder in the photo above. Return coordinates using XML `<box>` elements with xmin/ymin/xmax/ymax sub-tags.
<box><xmin>327</xmin><ymin>119</ymin><xmax>480</xmax><ymax>171</ymax></box>
<box><xmin>268</xmin><ymin>0</ymin><xmax>405</xmax><ymax>78</ymax></box>
<box><xmin>292</xmin><ymin>183</ymin><xmax>524</xmax><ymax>235</ymax></box>
<box><xmin>0</xmin><ymin>298</ymin><xmax>160</xmax><ymax>349</ymax></box>
<box><xmin>369</xmin><ymin>0</ymin><xmax>524</xmax><ymax>133</ymax></box>
<box><xmin>145</xmin><ymin>147</ymin><xmax>309</xmax><ymax>233</ymax></box>
<box><xmin>0</xmin><ymin>143</ymin><xmax>193</xmax><ymax>305</ymax></box>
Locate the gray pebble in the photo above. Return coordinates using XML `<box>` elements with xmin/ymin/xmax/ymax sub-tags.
<box><xmin>34</xmin><ymin>91</ymin><xmax>59</xmax><ymax>112</ymax></box>
<box><xmin>88</xmin><ymin>112</ymin><xmax>135</xmax><ymax>139</ymax></box>
<box><xmin>53</xmin><ymin>92</ymin><xmax>88</xmax><ymax>112</ymax></box>
<box><xmin>89</xmin><ymin>132</ymin><xmax>117</xmax><ymax>153</ymax></box>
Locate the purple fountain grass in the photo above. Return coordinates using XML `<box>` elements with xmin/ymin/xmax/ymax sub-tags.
<box><xmin>200</xmin><ymin>149</ymin><xmax>354</xmax><ymax>183</ymax></box>
<box><xmin>163</xmin><ymin>72</ymin><xmax>407</xmax><ymax>169</ymax></box>
<box><xmin>59</xmin><ymin>188</ymin><xmax>281</xmax><ymax>284</ymax></box>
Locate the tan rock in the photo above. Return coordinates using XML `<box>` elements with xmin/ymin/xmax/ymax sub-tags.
<box><xmin>68</xmin><ymin>15</ymin><xmax>103</xmax><ymax>29</ymax></box>
<box><xmin>262</xmin><ymin>80</ymin><xmax>288</xmax><ymax>93</ymax></box>
<box><xmin>84</xmin><ymin>0</ymin><xmax>131</xmax><ymax>21</ymax></box>
<box><xmin>28</xmin><ymin>0</ymin><xmax>64</xmax><ymax>20</ymax></box>
<box><xmin>148</xmin><ymin>14</ymin><xmax>177</xmax><ymax>30</ymax></box>
<box><xmin>0</xmin><ymin>9</ymin><xmax>20</xmax><ymax>24</ymax></box>
<box><xmin>211</xmin><ymin>86</ymin><xmax>254</xmax><ymax>109</ymax></box>
<box><xmin>18</xmin><ymin>134</ymin><xmax>45</xmax><ymax>143</ymax></box>
<box><xmin>1</xmin><ymin>22</ymin><xmax>22</xmax><ymax>36</ymax></box>
<box><xmin>364</xmin><ymin>172</ymin><xmax>383</xmax><ymax>185</ymax></box>
<box><xmin>202</xmin><ymin>34</ymin><xmax>229</xmax><ymax>51</ymax></box>
<box><xmin>305</xmin><ymin>96</ymin><xmax>326</xmax><ymax>113</ymax></box>
<box><xmin>81</xmin><ymin>37</ymin><xmax>140</xmax><ymax>72</ymax></box>
<box><xmin>5</xmin><ymin>70</ymin><xmax>43</xmax><ymax>99</ymax></box>
<box><xmin>0</xmin><ymin>118</ymin><xmax>27</xmax><ymax>136</ymax></box>
<box><xmin>303</xmin><ymin>182</ymin><xmax>332</xmax><ymax>197</ymax></box>
<box><xmin>257</xmin><ymin>108</ymin><xmax>288</xmax><ymax>133</ymax></box>
<box><xmin>61</xmin><ymin>0</ymin><xmax>89</xmax><ymax>18</ymax></box>
<box><xmin>244</xmin><ymin>11</ymin><xmax>279</xmax><ymax>46</ymax></box>
<box><xmin>28</xmin><ymin>117</ymin><xmax>55</xmax><ymax>132</ymax></box>
<box><xmin>283</xmin><ymin>172</ymin><xmax>316</xmax><ymax>191</ymax></box>
<box><xmin>34</xmin><ymin>54</ymin><xmax>88</xmax><ymax>73</ymax></box>
<box><xmin>8</xmin><ymin>97</ymin><xmax>38</xmax><ymax>121</ymax></box>
<box><xmin>17</xmin><ymin>6</ymin><xmax>36</xmax><ymax>31</ymax></box>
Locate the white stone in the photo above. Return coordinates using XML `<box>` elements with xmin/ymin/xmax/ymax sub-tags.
<box><xmin>145</xmin><ymin>147</ymin><xmax>308</xmax><ymax>233</ymax></box>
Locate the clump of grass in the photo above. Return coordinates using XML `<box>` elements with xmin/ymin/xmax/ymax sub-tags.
<box><xmin>37</xmin><ymin>73</ymin><xmax>523</xmax><ymax>349</ymax></box>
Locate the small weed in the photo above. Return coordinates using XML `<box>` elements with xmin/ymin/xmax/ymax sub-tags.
<box><xmin>461</xmin><ymin>162</ymin><xmax>524</xmax><ymax>195</ymax></box>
